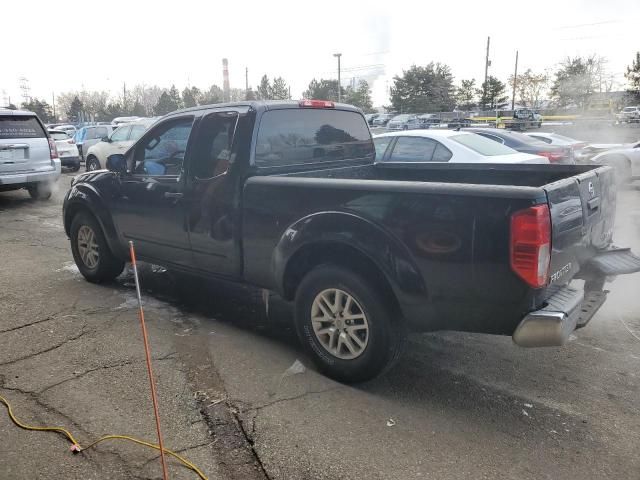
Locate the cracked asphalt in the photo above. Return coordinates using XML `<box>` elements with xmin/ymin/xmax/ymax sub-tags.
<box><xmin>1</xmin><ymin>171</ymin><xmax>640</xmax><ymax>480</ymax></box>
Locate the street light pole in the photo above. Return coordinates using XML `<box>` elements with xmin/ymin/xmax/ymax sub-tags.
<box><xmin>333</xmin><ymin>53</ymin><xmax>342</xmax><ymax>102</ymax></box>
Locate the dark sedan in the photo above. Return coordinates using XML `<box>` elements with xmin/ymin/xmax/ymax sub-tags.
<box><xmin>463</xmin><ymin>128</ymin><xmax>574</xmax><ymax>164</ymax></box>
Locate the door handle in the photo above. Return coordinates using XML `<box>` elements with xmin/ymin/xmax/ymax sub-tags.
<box><xmin>164</xmin><ymin>192</ymin><xmax>183</xmax><ymax>199</ymax></box>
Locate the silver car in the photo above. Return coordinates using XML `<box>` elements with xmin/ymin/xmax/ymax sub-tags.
<box><xmin>0</xmin><ymin>109</ymin><xmax>61</xmax><ymax>199</ymax></box>
<box><xmin>386</xmin><ymin>114</ymin><xmax>421</xmax><ymax>131</ymax></box>
<box><xmin>73</xmin><ymin>124</ymin><xmax>115</xmax><ymax>162</ymax></box>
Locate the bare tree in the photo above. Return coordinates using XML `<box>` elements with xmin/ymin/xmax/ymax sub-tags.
<box><xmin>509</xmin><ymin>69</ymin><xmax>549</xmax><ymax>109</ymax></box>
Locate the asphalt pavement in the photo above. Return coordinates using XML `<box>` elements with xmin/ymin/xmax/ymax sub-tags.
<box><xmin>1</xmin><ymin>171</ymin><xmax>639</xmax><ymax>479</ymax></box>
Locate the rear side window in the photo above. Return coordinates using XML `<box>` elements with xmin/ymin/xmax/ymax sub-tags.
<box><xmin>0</xmin><ymin>116</ymin><xmax>46</xmax><ymax>139</ymax></box>
<box><xmin>451</xmin><ymin>134</ymin><xmax>515</xmax><ymax>156</ymax></box>
<box><xmin>255</xmin><ymin>109</ymin><xmax>373</xmax><ymax>168</ymax></box>
<box><xmin>388</xmin><ymin>137</ymin><xmax>437</xmax><ymax>162</ymax></box>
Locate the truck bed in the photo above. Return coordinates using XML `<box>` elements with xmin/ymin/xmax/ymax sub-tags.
<box><xmin>243</xmin><ymin>162</ymin><xmax>615</xmax><ymax>335</ymax></box>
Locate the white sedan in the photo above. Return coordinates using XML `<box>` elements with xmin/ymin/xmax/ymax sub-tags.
<box><xmin>373</xmin><ymin>130</ymin><xmax>548</xmax><ymax>164</ymax></box>
<box><xmin>590</xmin><ymin>141</ymin><xmax>640</xmax><ymax>184</ymax></box>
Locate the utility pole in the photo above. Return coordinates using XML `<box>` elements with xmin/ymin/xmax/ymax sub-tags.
<box><xmin>245</xmin><ymin>67</ymin><xmax>249</xmax><ymax>94</ymax></box>
<box><xmin>483</xmin><ymin>36</ymin><xmax>491</xmax><ymax>109</ymax></box>
<box><xmin>333</xmin><ymin>53</ymin><xmax>342</xmax><ymax>102</ymax></box>
<box><xmin>52</xmin><ymin>92</ymin><xmax>56</xmax><ymax>121</ymax></box>
<box><xmin>511</xmin><ymin>50</ymin><xmax>519</xmax><ymax>111</ymax></box>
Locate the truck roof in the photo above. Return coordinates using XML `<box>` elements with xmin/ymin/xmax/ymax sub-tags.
<box><xmin>0</xmin><ymin>108</ymin><xmax>37</xmax><ymax>117</ymax></box>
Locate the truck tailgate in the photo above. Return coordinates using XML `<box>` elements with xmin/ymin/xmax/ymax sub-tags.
<box><xmin>545</xmin><ymin>165</ymin><xmax>617</xmax><ymax>287</ymax></box>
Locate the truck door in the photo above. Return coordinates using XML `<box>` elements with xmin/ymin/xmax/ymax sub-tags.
<box><xmin>184</xmin><ymin>110</ymin><xmax>240</xmax><ymax>278</ymax></box>
<box><xmin>110</xmin><ymin>115</ymin><xmax>195</xmax><ymax>267</ymax></box>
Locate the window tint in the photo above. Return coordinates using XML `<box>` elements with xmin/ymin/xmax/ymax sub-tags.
<box><xmin>134</xmin><ymin>117</ymin><xmax>193</xmax><ymax>176</ymax></box>
<box><xmin>49</xmin><ymin>131</ymin><xmax>69</xmax><ymax>140</ymax></box>
<box><xmin>255</xmin><ymin>109</ymin><xmax>373</xmax><ymax>167</ymax></box>
<box><xmin>432</xmin><ymin>142</ymin><xmax>453</xmax><ymax>162</ymax></box>
<box><xmin>110</xmin><ymin>126</ymin><xmax>130</xmax><ymax>142</ymax></box>
<box><xmin>190</xmin><ymin>112</ymin><xmax>238</xmax><ymax>179</ymax></box>
<box><xmin>451</xmin><ymin>134</ymin><xmax>515</xmax><ymax>155</ymax></box>
<box><xmin>0</xmin><ymin>116</ymin><xmax>46</xmax><ymax>138</ymax></box>
<box><xmin>388</xmin><ymin>137</ymin><xmax>437</xmax><ymax>162</ymax></box>
<box><xmin>373</xmin><ymin>137</ymin><xmax>392</xmax><ymax>160</ymax></box>
<box><xmin>476</xmin><ymin>132</ymin><xmax>505</xmax><ymax>144</ymax></box>
<box><xmin>129</xmin><ymin>125</ymin><xmax>146</xmax><ymax>141</ymax></box>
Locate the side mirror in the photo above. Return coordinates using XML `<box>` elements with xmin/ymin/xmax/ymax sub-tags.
<box><xmin>101</xmin><ymin>136</ymin><xmax>111</xmax><ymax>142</ymax></box>
<box><xmin>106</xmin><ymin>154</ymin><xmax>127</xmax><ymax>174</ymax></box>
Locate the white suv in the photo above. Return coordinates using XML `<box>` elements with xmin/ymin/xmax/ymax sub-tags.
<box><xmin>0</xmin><ymin>109</ymin><xmax>61</xmax><ymax>200</ymax></box>
<box><xmin>85</xmin><ymin>118</ymin><xmax>156</xmax><ymax>171</ymax></box>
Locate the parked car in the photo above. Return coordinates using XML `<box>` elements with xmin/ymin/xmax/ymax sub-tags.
<box><xmin>112</xmin><ymin>116</ymin><xmax>141</xmax><ymax>126</ymax></box>
<box><xmin>63</xmin><ymin>99</ymin><xmax>640</xmax><ymax>383</ymax></box>
<box><xmin>56</xmin><ymin>124</ymin><xmax>77</xmax><ymax>137</ymax></box>
<box><xmin>525</xmin><ymin>132</ymin><xmax>590</xmax><ymax>162</ymax></box>
<box><xmin>365</xmin><ymin>113</ymin><xmax>379</xmax><ymax>126</ymax></box>
<box><xmin>84</xmin><ymin>119</ymin><xmax>155</xmax><ymax>171</ymax></box>
<box><xmin>464</xmin><ymin>128</ymin><xmax>574</xmax><ymax>164</ymax></box>
<box><xmin>48</xmin><ymin>129</ymin><xmax>80</xmax><ymax>171</ymax></box>
<box><xmin>386</xmin><ymin>114</ymin><xmax>421</xmax><ymax>130</ymax></box>
<box><xmin>73</xmin><ymin>125</ymin><xmax>115</xmax><ymax>162</ymax></box>
<box><xmin>417</xmin><ymin>114</ymin><xmax>441</xmax><ymax>128</ymax></box>
<box><xmin>373</xmin><ymin>130</ymin><xmax>548</xmax><ymax>164</ymax></box>
<box><xmin>590</xmin><ymin>141</ymin><xmax>640</xmax><ymax>184</ymax></box>
<box><xmin>372</xmin><ymin>113</ymin><xmax>394</xmax><ymax>127</ymax></box>
<box><xmin>0</xmin><ymin>108</ymin><xmax>61</xmax><ymax>199</ymax></box>
<box><xmin>617</xmin><ymin>106</ymin><xmax>640</xmax><ymax>123</ymax></box>
<box><xmin>447</xmin><ymin>118</ymin><xmax>473</xmax><ymax>129</ymax></box>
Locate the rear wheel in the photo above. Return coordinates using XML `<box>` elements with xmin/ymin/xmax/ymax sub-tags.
<box><xmin>294</xmin><ymin>264</ymin><xmax>405</xmax><ymax>383</ymax></box>
<box><xmin>86</xmin><ymin>155</ymin><xmax>101</xmax><ymax>172</ymax></box>
<box><xmin>27</xmin><ymin>182</ymin><xmax>52</xmax><ymax>200</ymax></box>
<box><xmin>70</xmin><ymin>212</ymin><xmax>124</xmax><ymax>283</ymax></box>
<box><xmin>71</xmin><ymin>162</ymin><xmax>81</xmax><ymax>172</ymax></box>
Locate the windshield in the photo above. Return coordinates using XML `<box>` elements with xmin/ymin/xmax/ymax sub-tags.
<box><xmin>451</xmin><ymin>133</ymin><xmax>517</xmax><ymax>155</ymax></box>
<box><xmin>49</xmin><ymin>131</ymin><xmax>69</xmax><ymax>140</ymax></box>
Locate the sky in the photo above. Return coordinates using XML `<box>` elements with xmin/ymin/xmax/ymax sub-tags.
<box><xmin>2</xmin><ymin>0</ymin><xmax>639</xmax><ymax>108</ymax></box>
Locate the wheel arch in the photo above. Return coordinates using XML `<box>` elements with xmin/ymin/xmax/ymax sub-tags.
<box><xmin>64</xmin><ymin>185</ymin><xmax>122</xmax><ymax>258</ymax></box>
<box><xmin>273</xmin><ymin>212</ymin><xmax>427</xmax><ymax>317</ymax></box>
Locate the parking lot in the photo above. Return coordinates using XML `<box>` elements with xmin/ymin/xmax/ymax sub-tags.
<box><xmin>0</xmin><ymin>171</ymin><xmax>638</xmax><ymax>479</ymax></box>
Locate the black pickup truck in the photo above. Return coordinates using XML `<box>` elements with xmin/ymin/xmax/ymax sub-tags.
<box><xmin>63</xmin><ymin>100</ymin><xmax>640</xmax><ymax>382</ymax></box>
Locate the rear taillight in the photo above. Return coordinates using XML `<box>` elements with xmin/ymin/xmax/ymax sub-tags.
<box><xmin>299</xmin><ymin>99</ymin><xmax>335</xmax><ymax>108</ymax></box>
<box><xmin>538</xmin><ymin>151</ymin><xmax>564</xmax><ymax>163</ymax></box>
<box><xmin>510</xmin><ymin>205</ymin><xmax>551</xmax><ymax>288</ymax></box>
<box><xmin>48</xmin><ymin>138</ymin><xmax>59</xmax><ymax>159</ymax></box>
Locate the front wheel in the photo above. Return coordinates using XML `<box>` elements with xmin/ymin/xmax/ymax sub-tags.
<box><xmin>86</xmin><ymin>156</ymin><xmax>101</xmax><ymax>172</ymax></box>
<box><xmin>294</xmin><ymin>265</ymin><xmax>405</xmax><ymax>383</ymax></box>
<box><xmin>70</xmin><ymin>212</ymin><xmax>124</xmax><ymax>283</ymax></box>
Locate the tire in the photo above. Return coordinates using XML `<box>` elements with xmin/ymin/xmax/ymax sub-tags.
<box><xmin>71</xmin><ymin>162</ymin><xmax>81</xmax><ymax>172</ymax></box>
<box><xmin>294</xmin><ymin>264</ymin><xmax>406</xmax><ymax>383</ymax></box>
<box><xmin>27</xmin><ymin>182</ymin><xmax>52</xmax><ymax>200</ymax></box>
<box><xmin>70</xmin><ymin>212</ymin><xmax>124</xmax><ymax>283</ymax></box>
<box><xmin>86</xmin><ymin>155</ymin><xmax>101</xmax><ymax>172</ymax></box>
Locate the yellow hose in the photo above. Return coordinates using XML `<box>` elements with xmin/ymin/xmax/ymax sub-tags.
<box><xmin>0</xmin><ymin>394</ymin><xmax>208</xmax><ymax>480</ymax></box>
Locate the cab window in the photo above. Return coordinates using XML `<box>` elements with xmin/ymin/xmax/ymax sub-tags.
<box><xmin>133</xmin><ymin>117</ymin><xmax>194</xmax><ymax>176</ymax></box>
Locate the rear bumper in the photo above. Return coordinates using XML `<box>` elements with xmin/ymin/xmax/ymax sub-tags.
<box><xmin>0</xmin><ymin>160</ymin><xmax>61</xmax><ymax>185</ymax></box>
<box><xmin>512</xmin><ymin>287</ymin><xmax>607</xmax><ymax>347</ymax></box>
<box><xmin>60</xmin><ymin>156</ymin><xmax>80</xmax><ymax>166</ymax></box>
<box><xmin>514</xmin><ymin>248</ymin><xmax>640</xmax><ymax>347</ymax></box>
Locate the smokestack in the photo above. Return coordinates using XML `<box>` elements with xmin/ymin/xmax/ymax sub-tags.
<box><xmin>222</xmin><ymin>58</ymin><xmax>230</xmax><ymax>102</ymax></box>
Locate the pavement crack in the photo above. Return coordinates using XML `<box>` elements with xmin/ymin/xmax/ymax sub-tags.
<box><xmin>250</xmin><ymin>386</ymin><xmax>340</xmax><ymax>412</ymax></box>
<box><xmin>37</xmin><ymin>352</ymin><xmax>179</xmax><ymax>395</ymax></box>
<box><xmin>0</xmin><ymin>321</ymin><xmax>88</xmax><ymax>367</ymax></box>
<box><xmin>0</xmin><ymin>315</ymin><xmax>56</xmax><ymax>334</ymax></box>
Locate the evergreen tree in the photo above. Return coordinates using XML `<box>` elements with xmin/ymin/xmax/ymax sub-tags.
<box><xmin>625</xmin><ymin>52</ymin><xmax>640</xmax><ymax>102</ymax></box>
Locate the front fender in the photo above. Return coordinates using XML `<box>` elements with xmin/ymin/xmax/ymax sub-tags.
<box><xmin>63</xmin><ymin>176</ymin><xmax>122</xmax><ymax>258</ymax></box>
<box><xmin>272</xmin><ymin>211</ymin><xmax>427</xmax><ymax>301</ymax></box>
